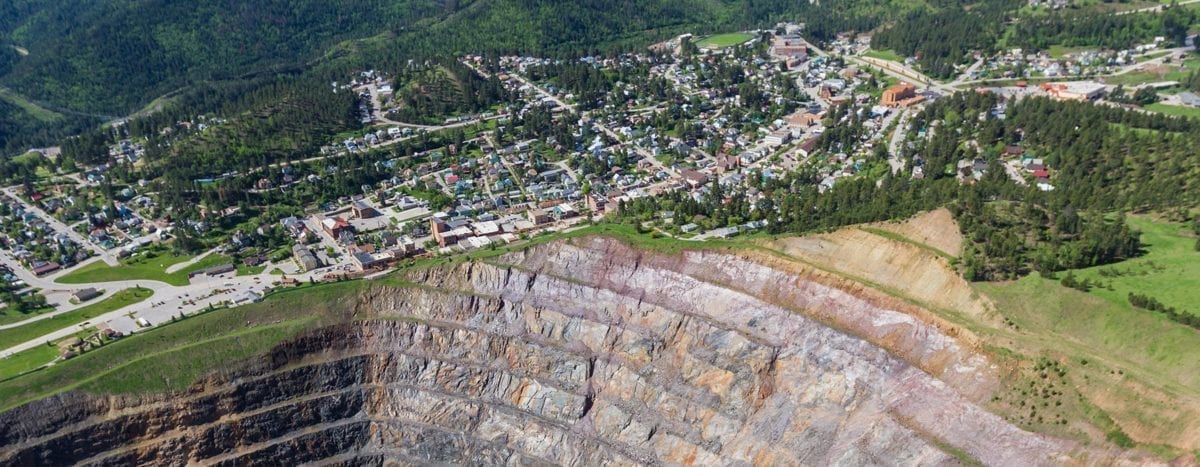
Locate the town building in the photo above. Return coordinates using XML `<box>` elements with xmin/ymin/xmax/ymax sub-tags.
<box><xmin>321</xmin><ymin>216</ymin><xmax>353</xmax><ymax>239</ymax></box>
<box><xmin>1041</xmin><ymin>81</ymin><xmax>1105</xmax><ymax>101</ymax></box>
<box><xmin>292</xmin><ymin>244</ymin><xmax>321</xmax><ymax>272</ymax></box>
<box><xmin>881</xmin><ymin>83</ymin><xmax>925</xmax><ymax>108</ymax></box>
<box><xmin>72</xmin><ymin>288</ymin><xmax>102</xmax><ymax>303</ymax></box>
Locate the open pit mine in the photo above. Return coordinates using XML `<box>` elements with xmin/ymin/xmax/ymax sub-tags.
<box><xmin>0</xmin><ymin>236</ymin><xmax>1153</xmax><ymax>465</ymax></box>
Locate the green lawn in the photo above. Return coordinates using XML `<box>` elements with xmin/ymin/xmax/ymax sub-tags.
<box><xmin>0</xmin><ymin>305</ymin><xmax>56</xmax><ymax>326</ymax></box>
<box><xmin>0</xmin><ymin>287</ymin><xmax>153</xmax><ymax>351</ymax></box>
<box><xmin>1144</xmin><ymin>102</ymin><xmax>1200</xmax><ymax>119</ymax></box>
<box><xmin>864</xmin><ymin>49</ymin><xmax>904</xmax><ymax>63</ymax></box>
<box><xmin>236</xmin><ymin>263</ymin><xmax>267</xmax><ymax>276</ymax></box>
<box><xmin>1066</xmin><ymin>217</ymin><xmax>1200</xmax><ymax>316</ymax></box>
<box><xmin>57</xmin><ymin>250</ymin><xmax>230</xmax><ymax>286</ymax></box>
<box><xmin>1047</xmin><ymin>45</ymin><xmax>1095</xmax><ymax>60</ymax></box>
<box><xmin>696</xmin><ymin>32</ymin><xmax>753</xmax><ymax>49</ymax></box>
<box><xmin>0</xmin><ymin>346</ymin><xmax>58</xmax><ymax>382</ymax></box>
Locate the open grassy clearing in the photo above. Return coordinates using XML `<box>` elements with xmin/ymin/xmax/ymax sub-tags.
<box><xmin>1047</xmin><ymin>45</ymin><xmax>1095</xmax><ymax>59</ymax></box>
<box><xmin>57</xmin><ymin>249</ymin><xmax>230</xmax><ymax>286</ymax></box>
<box><xmin>976</xmin><ymin>274</ymin><xmax>1200</xmax><ymax>455</ymax></box>
<box><xmin>1144</xmin><ymin>102</ymin><xmax>1200</xmax><ymax>119</ymax></box>
<box><xmin>696</xmin><ymin>32</ymin><xmax>753</xmax><ymax>48</ymax></box>
<box><xmin>0</xmin><ymin>86</ymin><xmax>62</xmax><ymax>122</ymax></box>
<box><xmin>1065</xmin><ymin>216</ymin><xmax>1200</xmax><ymax>315</ymax></box>
<box><xmin>864</xmin><ymin>49</ymin><xmax>904</xmax><ymax>62</ymax></box>
<box><xmin>0</xmin><ymin>287</ymin><xmax>153</xmax><ymax>351</ymax></box>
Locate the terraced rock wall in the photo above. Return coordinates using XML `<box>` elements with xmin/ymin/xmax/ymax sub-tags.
<box><xmin>0</xmin><ymin>237</ymin><xmax>1146</xmax><ymax>465</ymax></box>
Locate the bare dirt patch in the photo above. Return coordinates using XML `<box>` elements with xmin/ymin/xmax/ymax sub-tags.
<box><xmin>767</xmin><ymin>227</ymin><xmax>992</xmax><ymax>321</ymax></box>
<box><xmin>866</xmin><ymin>208</ymin><xmax>963</xmax><ymax>258</ymax></box>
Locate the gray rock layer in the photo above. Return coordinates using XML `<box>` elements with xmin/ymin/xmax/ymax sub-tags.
<box><xmin>0</xmin><ymin>237</ymin><xmax>1148</xmax><ymax>466</ymax></box>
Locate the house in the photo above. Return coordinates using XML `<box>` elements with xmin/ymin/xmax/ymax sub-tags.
<box><xmin>72</xmin><ymin>288</ymin><xmax>102</xmax><ymax>303</ymax></box>
<box><xmin>680</xmin><ymin>169</ymin><xmax>710</xmax><ymax>188</ymax></box>
<box><xmin>280</xmin><ymin>216</ymin><xmax>307</xmax><ymax>237</ymax></box>
<box><xmin>31</xmin><ymin>262</ymin><xmax>60</xmax><ymax>276</ymax></box>
<box><xmin>552</xmin><ymin>203</ymin><xmax>578</xmax><ymax>220</ymax></box>
<box><xmin>716</xmin><ymin>155</ymin><xmax>740</xmax><ymax>174</ymax></box>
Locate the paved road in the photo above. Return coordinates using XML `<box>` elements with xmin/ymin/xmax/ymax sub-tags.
<box><xmin>887</xmin><ymin>108</ymin><xmax>913</xmax><ymax>174</ymax></box>
<box><xmin>1115</xmin><ymin>0</ymin><xmax>1200</xmax><ymax>15</ymax></box>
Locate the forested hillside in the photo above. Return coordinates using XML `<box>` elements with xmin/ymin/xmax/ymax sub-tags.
<box><xmin>0</xmin><ymin>0</ymin><xmax>955</xmax><ymax>154</ymax></box>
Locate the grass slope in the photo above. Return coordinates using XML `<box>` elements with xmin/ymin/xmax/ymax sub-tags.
<box><xmin>0</xmin><ymin>346</ymin><xmax>57</xmax><ymax>382</ymax></box>
<box><xmin>1065</xmin><ymin>216</ymin><xmax>1200</xmax><ymax>316</ymax></box>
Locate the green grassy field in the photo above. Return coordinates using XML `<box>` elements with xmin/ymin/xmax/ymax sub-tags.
<box><xmin>1144</xmin><ymin>102</ymin><xmax>1200</xmax><ymax>119</ymax></box>
<box><xmin>0</xmin><ymin>304</ymin><xmax>56</xmax><ymax>326</ymax></box>
<box><xmin>57</xmin><ymin>250</ymin><xmax>230</xmax><ymax>286</ymax></box>
<box><xmin>0</xmin><ymin>86</ymin><xmax>62</xmax><ymax>122</ymax></box>
<box><xmin>0</xmin><ymin>346</ymin><xmax>58</xmax><ymax>382</ymax></box>
<box><xmin>696</xmin><ymin>32</ymin><xmax>753</xmax><ymax>49</ymax></box>
<box><xmin>0</xmin><ymin>287</ymin><xmax>153</xmax><ymax>351</ymax></box>
<box><xmin>1065</xmin><ymin>216</ymin><xmax>1199</xmax><ymax>316</ymax></box>
<box><xmin>976</xmin><ymin>272</ymin><xmax>1200</xmax><ymax>454</ymax></box>
<box><xmin>864</xmin><ymin>49</ymin><xmax>904</xmax><ymax>63</ymax></box>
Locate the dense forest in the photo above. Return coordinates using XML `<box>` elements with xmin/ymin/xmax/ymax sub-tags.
<box><xmin>389</xmin><ymin>59</ymin><xmax>512</xmax><ymax>124</ymax></box>
<box><xmin>871</xmin><ymin>3</ymin><xmax>1016</xmax><ymax>78</ymax></box>
<box><xmin>1008</xmin><ymin>7</ymin><xmax>1195</xmax><ymax>51</ymax></box>
<box><xmin>0</xmin><ymin>0</ymin><xmax>806</xmax><ymax>154</ymax></box>
<box><xmin>871</xmin><ymin>3</ymin><xmax>1196</xmax><ymax>78</ymax></box>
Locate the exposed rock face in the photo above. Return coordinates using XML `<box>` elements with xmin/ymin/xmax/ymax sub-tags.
<box><xmin>0</xmin><ymin>237</ymin><xmax>1149</xmax><ymax>465</ymax></box>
